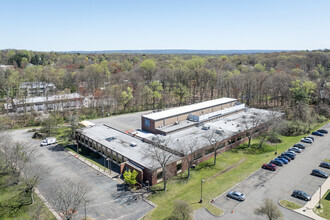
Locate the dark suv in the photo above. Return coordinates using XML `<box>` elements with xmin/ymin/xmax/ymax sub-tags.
<box><xmin>311</xmin><ymin>169</ymin><xmax>328</xmax><ymax>178</ymax></box>
<box><xmin>320</xmin><ymin>162</ymin><xmax>330</xmax><ymax>169</ymax></box>
<box><xmin>317</xmin><ymin>129</ymin><xmax>328</xmax><ymax>134</ymax></box>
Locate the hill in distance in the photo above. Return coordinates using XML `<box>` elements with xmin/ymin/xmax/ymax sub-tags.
<box><xmin>61</xmin><ymin>49</ymin><xmax>293</xmax><ymax>55</ymax></box>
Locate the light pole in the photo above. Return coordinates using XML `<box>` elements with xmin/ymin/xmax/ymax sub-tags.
<box><xmin>84</xmin><ymin>200</ymin><xmax>89</xmax><ymax>220</ymax></box>
<box><xmin>318</xmin><ymin>184</ymin><xmax>321</xmax><ymax>208</ymax></box>
<box><xmin>275</xmin><ymin>144</ymin><xmax>277</xmax><ymax>155</ymax></box>
<box><xmin>106</xmin><ymin>157</ymin><xmax>111</xmax><ymax>175</ymax></box>
<box><xmin>199</xmin><ymin>179</ymin><xmax>205</xmax><ymax>203</ymax></box>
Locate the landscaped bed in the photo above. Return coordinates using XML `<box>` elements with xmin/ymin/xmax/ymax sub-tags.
<box><xmin>313</xmin><ymin>190</ymin><xmax>330</xmax><ymax>219</ymax></box>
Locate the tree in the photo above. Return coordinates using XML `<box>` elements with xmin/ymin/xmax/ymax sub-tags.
<box><xmin>241</xmin><ymin>112</ymin><xmax>265</xmax><ymax>148</ymax></box>
<box><xmin>206</xmin><ymin>129</ymin><xmax>224</xmax><ymax>165</ymax></box>
<box><xmin>144</xmin><ymin>136</ymin><xmax>173</xmax><ymax>191</ymax></box>
<box><xmin>120</xmin><ymin>86</ymin><xmax>133</xmax><ymax>111</ymax></box>
<box><xmin>140</xmin><ymin>59</ymin><xmax>156</xmax><ymax>82</ymax></box>
<box><xmin>48</xmin><ymin>177</ymin><xmax>91</xmax><ymax>220</ymax></box>
<box><xmin>258</xmin><ymin>110</ymin><xmax>283</xmax><ymax>148</ymax></box>
<box><xmin>254</xmin><ymin>198</ymin><xmax>283</xmax><ymax>220</ymax></box>
<box><xmin>174</xmin><ymin>83</ymin><xmax>188</xmax><ymax>106</ymax></box>
<box><xmin>123</xmin><ymin>169</ymin><xmax>138</xmax><ymax>187</ymax></box>
<box><xmin>289</xmin><ymin>80</ymin><xmax>316</xmax><ymax>104</ymax></box>
<box><xmin>178</xmin><ymin>139</ymin><xmax>198</xmax><ymax>179</ymax></box>
<box><xmin>69</xmin><ymin>112</ymin><xmax>79</xmax><ymax>142</ymax></box>
<box><xmin>167</xmin><ymin>200</ymin><xmax>192</xmax><ymax>220</ymax></box>
<box><xmin>41</xmin><ymin>115</ymin><xmax>59</xmax><ymax>136</ymax></box>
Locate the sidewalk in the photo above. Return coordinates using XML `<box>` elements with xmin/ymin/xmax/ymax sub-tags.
<box><xmin>66</xmin><ymin>150</ymin><xmax>124</xmax><ymax>184</ymax></box>
<box><xmin>294</xmin><ymin>175</ymin><xmax>330</xmax><ymax>220</ymax></box>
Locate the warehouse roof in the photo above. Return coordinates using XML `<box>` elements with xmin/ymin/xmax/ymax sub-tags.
<box><xmin>142</xmin><ymin>97</ymin><xmax>237</xmax><ymax>120</ymax></box>
<box><xmin>146</xmin><ymin>108</ymin><xmax>274</xmax><ymax>152</ymax></box>
<box><xmin>78</xmin><ymin>124</ymin><xmax>180</xmax><ymax>170</ymax></box>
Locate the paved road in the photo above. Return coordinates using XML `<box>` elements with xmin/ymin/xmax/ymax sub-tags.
<box><xmin>8</xmin><ymin>129</ymin><xmax>154</xmax><ymax>220</ymax></box>
<box><xmin>195</xmin><ymin>122</ymin><xmax>330</xmax><ymax>220</ymax></box>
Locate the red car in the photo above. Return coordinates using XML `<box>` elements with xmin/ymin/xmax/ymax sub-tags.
<box><xmin>262</xmin><ymin>163</ymin><xmax>276</xmax><ymax>171</ymax></box>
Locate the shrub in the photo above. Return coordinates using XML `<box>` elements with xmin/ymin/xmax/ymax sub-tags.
<box><xmin>267</xmin><ymin>132</ymin><xmax>281</xmax><ymax>143</ymax></box>
<box><xmin>123</xmin><ymin>169</ymin><xmax>138</xmax><ymax>187</ymax></box>
<box><xmin>166</xmin><ymin>200</ymin><xmax>192</xmax><ymax>220</ymax></box>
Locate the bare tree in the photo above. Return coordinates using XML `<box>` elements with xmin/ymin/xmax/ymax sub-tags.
<box><xmin>258</xmin><ymin>110</ymin><xmax>283</xmax><ymax>149</ymax></box>
<box><xmin>22</xmin><ymin>163</ymin><xmax>50</xmax><ymax>204</ymax></box>
<box><xmin>145</xmin><ymin>136</ymin><xmax>173</xmax><ymax>191</ymax></box>
<box><xmin>241</xmin><ymin>112</ymin><xmax>264</xmax><ymax>148</ymax></box>
<box><xmin>178</xmin><ymin>138</ymin><xmax>199</xmax><ymax>179</ymax></box>
<box><xmin>48</xmin><ymin>177</ymin><xmax>91</xmax><ymax>220</ymax></box>
<box><xmin>206</xmin><ymin>129</ymin><xmax>224</xmax><ymax>165</ymax></box>
<box><xmin>254</xmin><ymin>198</ymin><xmax>283</xmax><ymax>220</ymax></box>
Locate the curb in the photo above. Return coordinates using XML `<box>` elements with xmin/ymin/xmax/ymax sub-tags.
<box><xmin>34</xmin><ymin>188</ymin><xmax>62</xmax><ymax>220</ymax></box>
<box><xmin>277</xmin><ymin>200</ymin><xmax>314</xmax><ymax>220</ymax></box>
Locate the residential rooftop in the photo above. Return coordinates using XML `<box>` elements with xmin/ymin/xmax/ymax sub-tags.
<box><xmin>142</xmin><ymin>97</ymin><xmax>237</xmax><ymax>120</ymax></box>
<box><xmin>13</xmin><ymin>93</ymin><xmax>83</xmax><ymax>105</ymax></box>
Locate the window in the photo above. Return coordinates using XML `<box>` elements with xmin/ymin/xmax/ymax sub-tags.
<box><xmin>205</xmin><ymin>147</ymin><xmax>214</xmax><ymax>156</ymax></box>
<box><xmin>228</xmin><ymin>138</ymin><xmax>236</xmax><ymax>145</ymax></box>
<box><xmin>145</xmin><ymin>119</ymin><xmax>150</xmax><ymax>127</ymax></box>
<box><xmin>195</xmin><ymin>150</ymin><xmax>203</xmax><ymax>160</ymax></box>
<box><xmin>217</xmin><ymin>143</ymin><xmax>225</xmax><ymax>150</ymax></box>
<box><xmin>157</xmin><ymin>168</ymin><xmax>163</xmax><ymax>181</ymax></box>
<box><xmin>176</xmin><ymin>160</ymin><xmax>182</xmax><ymax>173</ymax></box>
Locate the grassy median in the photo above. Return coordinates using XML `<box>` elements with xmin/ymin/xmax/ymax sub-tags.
<box><xmin>144</xmin><ymin>122</ymin><xmax>329</xmax><ymax>220</ymax></box>
<box><xmin>279</xmin><ymin>200</ymin><xmax>302</xmax><ymax>210</ymax></box>
<box><xmin>313</xmin><ymin>190</ymin><xmax>330</xmax><ymax>219</ymax></box>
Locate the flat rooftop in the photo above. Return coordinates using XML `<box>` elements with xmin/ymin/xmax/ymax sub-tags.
<box><xmin>13</xmin><ymin>93</ymin><xmax>83</xmax><ymax>105</ymax></box>
<box><xmin>79</xmin><ymin>124</ymin><xmax>180</xmax><ymax>170</ymax></box>
<box><xmin>142</xmin><ymin>97</ymin><xmax>237</xmax><ymax>121</ymax></box>
<box><xmin>146</xmin><ymin>108</ymin><xmax>273</xmax><ymax>152</ymax></box>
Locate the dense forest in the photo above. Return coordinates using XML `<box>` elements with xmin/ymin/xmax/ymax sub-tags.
<box><xmin>0</xmin><ymin>49</ymin><xmax>329</xmax><ymax>132</ymax></box>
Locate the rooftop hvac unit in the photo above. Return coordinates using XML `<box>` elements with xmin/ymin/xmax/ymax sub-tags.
<box><xmin>130</xmin><ymin>142</ymin><xmax>137</xmax><ymax>147</ymax></box>
<box><xmin>174</xmin><ymin>121</ymin><xmax>179</xmax><ymax>125</ymax></box>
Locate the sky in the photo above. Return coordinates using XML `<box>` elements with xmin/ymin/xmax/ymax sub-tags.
<box><xmin>1</xmin><ymin>0</ymin><xmax>330</xmax><ymax>51</ymax></box>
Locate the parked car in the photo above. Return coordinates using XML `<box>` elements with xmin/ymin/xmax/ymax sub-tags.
<box><xmin>312</xmin><ymin>131</ymin><xmax>324</xmax><ymax>136</ymax></box>
<box><xmin>279</xmin><ymin>155</ymin><xmax>291</xmax><ymax>162</ymax></box>
<box><xmin>294</xmin><ymin>143</ymin><xmax>306</xmax><ymax>149</ymax></box>
<box><xmin>289</xmin><ymin>147</ymin><xmax>302</xmax><ymax>153</ymax></box>
<box><xmin>292</xmin><ymin>190</ymin><xmax>311</xmax><ymax>201</ymax></box>
<box><xmin>276</xmin><ymin>157</ymin><xmax>288</xmax><ymax>164</ymax></box>
<box><xmin>285</xmin><ymin>151</ymin><xmax>296</xmax><ymax>156</ymax></box>
<box><xmin>317</xmin><ymin>129</ymin><xmax>328</xmax><ymax>134</ymax></box>
<box><xmin>281</xmin><ymin>153</ymin><xmax>295</xmax><ymax>160</ymax></box>
<box><xmin>270</xmin><ymin>160</ymin><xmax>283</xmax><ymax>166</ymax></box>
<box><xmin>262</xmin><ymin>163</ymin><xmax>276</xmax><ymax>171</ymax></box>
<box><xmin>227</xmin><ymin>191</ymin><xmax>246</xmax><ymax>201</ymax></box>
<box><xmin>311</xmin><ymin>169</ymin><xmax>328</xmax><ymax>178</ymax></box>
<box><xmin>320</xmin><ymin>162</ymin><xmax>330</xmax><ymax>169</ymax></box>
<box><xmin>301</xmin><ymin>138</ymin><xmax>312</xmax><ymax>144</ymax></box>
<box><xmin>305</xmin><ymin>136</ymin><xmax>314</xmax><ymax>141</ymax></box>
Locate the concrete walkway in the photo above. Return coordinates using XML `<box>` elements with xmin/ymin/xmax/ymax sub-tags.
<box><xmin>294</xmin><ymin>175</ymin><xmax>330</xmax><ymax>220</ymax></box>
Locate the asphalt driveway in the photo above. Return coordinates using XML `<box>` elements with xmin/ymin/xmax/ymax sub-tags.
<box><xmin>8</xmin><ymin>128</ymin><xmax>154</xmax><ymax>220</ymax></box>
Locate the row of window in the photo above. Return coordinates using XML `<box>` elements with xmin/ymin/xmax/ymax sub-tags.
<box><xmin>77</xmin><ymin>134</ymin><xmax>127</xmax><ymax>165</ymax></box>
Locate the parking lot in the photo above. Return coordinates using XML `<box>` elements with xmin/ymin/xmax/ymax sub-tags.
<box><xmin>8</xmin><ymin>128</ymin><xmax>154</xmax><ymax>220</ymax></box>
<box><xmin>196</xmin><ymin>123</ymin><xmax>330</xmax><ymax>220</ymax></box>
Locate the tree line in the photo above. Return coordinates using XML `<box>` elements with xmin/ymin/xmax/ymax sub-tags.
<box><xmin>0</xmin><ymin>49</ymin><xmax>329</xmax><ymax>128</ymax></box>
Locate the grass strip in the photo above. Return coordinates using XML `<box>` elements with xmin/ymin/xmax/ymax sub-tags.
<box><xmin>279</xmin><ymin>200</ymin><xmax>303</xmax><ymax>210</ymax></box>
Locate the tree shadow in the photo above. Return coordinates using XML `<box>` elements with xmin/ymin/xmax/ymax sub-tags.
<box><xmin>47</xmin><ymin>145</ymin><xmax>65</xmax><ymax>152</ymax></box>
<box><xmin>325</xmin><ymin>192</ymin><xmax>330</xmax><ymax>201</ymax></box>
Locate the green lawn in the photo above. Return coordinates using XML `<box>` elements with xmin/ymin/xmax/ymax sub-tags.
<box><xmin>313</xmin><ymin>190</ymin><xmax>330</xmax><ymax>219</ymax></box>
<box><xmin>279</xmin><ymin>200</ymin><xmax>302</xmax><ymax>210</ymax></box>
<box><xmin>145</xmin><ymin>122</ymin><xmax>329</xmax><ymax>220</ymax></box>
<box><xmin>0</xmin><ymin>172</ymin><xmax>55</xmax><ymax>220</ymax></box>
